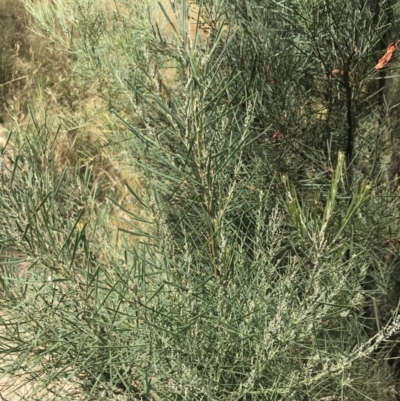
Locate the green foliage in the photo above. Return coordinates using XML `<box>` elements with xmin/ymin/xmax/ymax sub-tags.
<box><xmin>2</xmin><ymin>0</ymin><xmax>400</xmax><ymax>400</ymax></box>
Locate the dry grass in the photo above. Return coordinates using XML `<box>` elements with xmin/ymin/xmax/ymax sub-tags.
<box><xmin>0</xmin><ymin>0</ymin><xmax>79</xmax><ymax>122</ymax></box>
<box><xmin>0</xmin><ymin>0</ymin><xmax>152</xmax><ymax>223</ymax></box>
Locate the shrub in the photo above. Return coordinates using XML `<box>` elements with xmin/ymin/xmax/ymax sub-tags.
<box><xmin>2</xmin><ymin>0</ymin><xmax>400</xmax><ymax>399</ymax></box>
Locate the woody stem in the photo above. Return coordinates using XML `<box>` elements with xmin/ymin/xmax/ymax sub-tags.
<box><xmin>343</xmin><ymin>59</ymin><xmax>353</xmax><ymax>190</ymax></box>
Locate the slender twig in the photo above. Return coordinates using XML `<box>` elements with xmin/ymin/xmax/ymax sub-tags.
<box><xmin>343</xmin><ymin>55</ymin><xmax>354</xmax><ymax>189</ymax></box>
<box><xmin>342</xmin><ymin>50</ymin><xmax>356</xmax><ymax>265</ymax></box>
<box><xmin>0</xmin><ymin>76</ymin><xmax>27</xmax><ymax>87</ymax></box>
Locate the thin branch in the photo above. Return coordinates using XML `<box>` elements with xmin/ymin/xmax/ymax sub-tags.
<box><xmin>0</xmin><ymin>76</ymin><xmax>27</xmax><ymax>87</ymax></box>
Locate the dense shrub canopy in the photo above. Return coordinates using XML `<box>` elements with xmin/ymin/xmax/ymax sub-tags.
<box><xmin>2</xmin><ymin>0</ymin><xmax>400</xmax><ymax>399</ymax></box>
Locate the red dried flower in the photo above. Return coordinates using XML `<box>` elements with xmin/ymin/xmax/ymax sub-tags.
<box><xmin>375</xmin><ymin>41</ymin><xmax>399</xmax><ymax>70</ymax></box>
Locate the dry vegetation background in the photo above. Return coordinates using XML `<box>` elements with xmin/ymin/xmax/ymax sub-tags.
<box><xmin>0</xmin><ymin>0</ymin><xmax>130</xmax><ymax>198</ymax></box>
<box><xmin>0</xmin><ymin>0</ymin><xmax>186</xmax><ymax>250</ymax></box>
